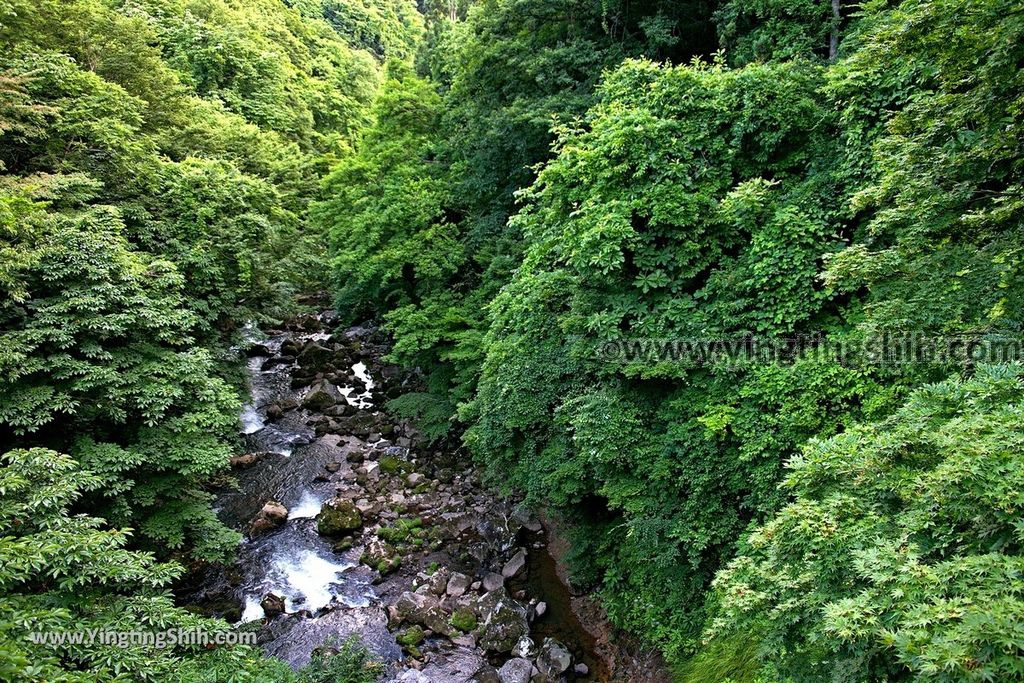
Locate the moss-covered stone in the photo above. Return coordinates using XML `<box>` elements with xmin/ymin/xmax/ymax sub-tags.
<box><xmin>377</xmin><ymin>517</ymin><xmax>424</xmax><ymax>544</ymax></box>
<box><xmin>316</xmin><ymin>498</ymin><xmax>362</xmax><ymax>536</ymax></box>
<box><xmin>450</xmin><ymin>607</ymin><xmax>478</xmax><ymax>633</ymax></box>
<box><xmin>396</xmin><ymin>625</ymin><xmax>426</xmax><ymax>648</ymax></box>
<box><xmin>379</xmin><ymin>456</ymin><xmax>413</xmax><ymax>474</ymax></box>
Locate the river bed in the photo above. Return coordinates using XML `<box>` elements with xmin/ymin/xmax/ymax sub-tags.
<box><xmin>186</xmin><ymin>312</ymin><xmax>665</xmax><ymax>682</ymax></box>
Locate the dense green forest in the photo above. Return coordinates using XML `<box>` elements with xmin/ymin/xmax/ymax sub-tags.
<box><xmin>1</xmin><ymin>0</ymin><xmax>1022</xmax><ymax>680</ymax></box>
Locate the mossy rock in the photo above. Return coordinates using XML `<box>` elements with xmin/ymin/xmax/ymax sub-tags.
<box><xmin>396</xmin><ymin>625</ymin><xmax>426</xmax><ymax>648</ymax></box>
<box><xmin>376</xmin><ymin>555</ymin><xmax>402</xmax><ymax>574</ymax></box>
<box><xmin>380</xmin><ymin>456</ymin><xmax>413</xmax><ymax>474</ymax></box>
<box><xmin>450</xmin><ymin>607</ymin><xmax>478</xmax><ymax>633</ymax></box>
<box><xmin>316</xmin><ymin>498</ymin><xmax>363</xmax><ymax>536</ymax></box>
<box><xmin>377</xmin><ymin>517</ymin><xmax>424</xmax><ymax>544</ymax></box>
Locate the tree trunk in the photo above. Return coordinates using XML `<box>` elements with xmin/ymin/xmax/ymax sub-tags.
<box><xmin>829</xmin><ymin>0</ymin><xmax>841</xmax><ymax>60</ymax></box>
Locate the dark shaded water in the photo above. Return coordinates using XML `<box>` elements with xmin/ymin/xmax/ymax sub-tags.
<box><xmin>523</xmin><ymin>533</ymin><xmax>610</xmax><ymax>681</ymax></box>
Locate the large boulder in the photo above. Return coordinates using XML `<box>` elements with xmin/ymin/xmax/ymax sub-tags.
<box><xmin>497</xmin><ymin>658</ymin><xmax>532</xmax><ymax>683</ymax></box>
<box><xmin>394</xmin><ymin>591</ymin><xmax>457</xmax><ymax>637</ymax></box>
<box><xmin>474</xmin><ymin>589</ymin><xmax>528</xmax><ymax>653</ymax></box>
<box><xmin>316</xmin><ymin>498</ymin><xmax>362</xmax><ymax>536</ymax></box>
<box><xmin>260</xmin><ymin>593</ymin><xmax>285</xmax><ymax>618</ymax></box>
<box><xmin>249</xmin><ymin>500</ymin><xmax>288</xmax><ymax>536</ymax></box>
<box><xmin>536</xmin><ymin>638</ymin><xmax>572</xmax><ymax>679</ymax></box>
<box><xmin>297</xmin><ymin>342</ymin><xmax>334</xmax><ymax>371</ymax></box>
<box><xmin>302</xmin><ymin>380</ymin><xmax>342</xmax><ymax>411</ymax></box>
<box><xmin>501</xmin><ymin>548</ymin><xmax>527</xmax><ymax>578</ymax></box>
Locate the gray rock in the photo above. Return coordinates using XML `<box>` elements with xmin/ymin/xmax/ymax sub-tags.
<box><xmin>536</xmin><ymin>638</ymin><xmax>572</xmax><ymax>679</ymax></box>
<box><xmin>482</xmin><ymin>572</ymin><xmax>504</xmax><ymax>592</ymax></box>
<box><xmin>574</xmin><ymin>663</ymin><xmax>589</xmax><ymax>675</ymax></box>
<box><xmin>395</xmin><ymin>591</ymin><xmax>456</xmax><ymax>637</ymax></box>
<box><xmin>427</xmin><ymin>567</ymin><xmax>451</xmax><ymax>596</ymax></box>
<box><xmin>511</xmin><ymin>635</ymin><xmax>537</xmax><ymax>659</ymax></box>
<box><xmin>497</xmin><ymin>658</ymin><xmax>532</xmax><ymax>683</ymax></box>
<box><xmin>419</xmin><ymin>647</ymin><xmax>492</xmax><ymax>683</ymax></box>
<box><xmin>451</xmin><ymin>634</ymin><xmax>476</xmax><ymax>648</ymax></box>
<box><xmin>302</xmin><ymin>380</ymin><xmax>342</xmax><ymax>410</ymax></box>
<box><xmin>474</xmin><ymin>589</ymin><xmax>528</xmax><ymax>653</ymax></box>
<box><xmin>501</xmin><ymin>548</ymin><xmax>527</xmax><ymax>578</ymax></box>
<box><xmin>534</xmin><ymin>601</ymin><xmax>547</xmax><ymax>618</ymax></box>
<box><xmin>297</xmin><ymin>342</ymin><xmax>334</xmax><ymax>371</ymax></box>
<box><xmin>446</xmin><ymin>572</ymin><xmax>471</xmax><ymax>597</ymax></box>
<box><xmin>361</xmin><ymin>537</ymin><xmax>401</xmax><ymax>574</ymax></box>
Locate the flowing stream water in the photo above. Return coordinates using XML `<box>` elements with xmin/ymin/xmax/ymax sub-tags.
<box><xmin>210</xmin><ymin>325</ymin><xmax>399</xmax><ymax>666</ymax></box>
<box><xmin>191</xmin><ymin>318</ymin><xmax>666</xmax><ymax>681</ymax></box>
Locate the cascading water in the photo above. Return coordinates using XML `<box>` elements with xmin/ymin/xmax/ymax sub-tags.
<box><xmin>212</xmin><ymin>323</ymin><xmax>397</xmax><ymax>667</ymax></box>
<box><xmin>191</xmin><ymin>316</ymin><xmax>640</xmax><ymax>681</ymax></box>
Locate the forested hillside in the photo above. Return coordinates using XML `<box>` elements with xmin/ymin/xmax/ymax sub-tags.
<box><xmin>2</xmin><ymin>0</ymin><xmax>1022</xmax><ymax>680</ymax></box>
<box><xmin>322</xmin><ymin>0</ymin><xmax>1024</xmax><ymax>680</ymax></box>
<box><xmin>0</xmin><ymin>0</ymin><xmax>413</xmax><ymax>679</ymax></box>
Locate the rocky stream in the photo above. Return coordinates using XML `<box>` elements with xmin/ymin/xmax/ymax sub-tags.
<box><xmin>185</xmin><ymin>311</ymin><xmax>670</xmax><ymax>683</ymax></box>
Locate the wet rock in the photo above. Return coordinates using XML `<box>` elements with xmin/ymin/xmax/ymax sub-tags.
<box><xmin>302</xmin><ymin>380</ymin><xmax>342</xmax><ymax>411</ymax></box>
<box><xmin>325</xmin><ymin>461</ymin><xmax>342</xmax><ymax>473</ymax></box>
<box><xmin>279</xmin><ymin>339</ymin><xmax>300</xmax><ymax>356</ymax></box>
<box><xmin>474</xmin><ymin>589</ymin><xmax>528</xmax><ymax>653</ymax></box>
<box><xmin>230</xmin><ymin>452</ymin><xmax>266</xmax><ymax>468</ymax></box>
<box><xmin>497</xmin><ymin>658</ymin><xmax>533</xmax><ymax>683</ymax></box>
<box><xmin>297</xmin><ymin>342</ymin><xmax>334</xmax><ymax>371</ymax></box>
<box><xmin>536</xmin><ymin>638</ymin><xmax>572</xmax><ymax>679</ymax></box>
<box><xmin>249</xmin><ymin>500</ymin><xmax>288</xmax><ymax>536</ymax></box>
<box><xmin>261</xmin><ymin>356</ymin><xmax>291</xmax><ymax>371</ymax></box>
<box><xmin>260</xmin><ymin>593</ymin><xmax>285</xmax><ymax>618</ymax></box>
<box><xmin>316</xmin><ymin>498</ymin><xmax>362</xmax><ymax>536</ymax></box>
<box><xmin>502</xmin><ymin>548</ymin><xmax>527</xmax><ymax>578</ymax></box>
<box><xmin>265</xmin><ymin>403</ymin><xmax>284</xmax><ymax>420</ymax></box>
<box><xmin>446</xmin><ymin>572</ymin><xmax>471</xmax><ymax>597</ymax></box>
<box><xmin>574</xmin><ymin>663</ymin><xmax>589</xmax><ymax>676</ymax></box>
<box><xmin>482</xmin><ymin>572</ymin><xmax>504</xmax><ymax>592</ymax></box>
<box><xmin>246</xmin><ymin>343</ymin><xmax>272</xmax><ymax>357</ymax></box>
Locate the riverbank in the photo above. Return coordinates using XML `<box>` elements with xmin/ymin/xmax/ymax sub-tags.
<box><xmin>185</xmin><ymin>310</ymin><xmax>671</xmax><ymax>682</ymax></box>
